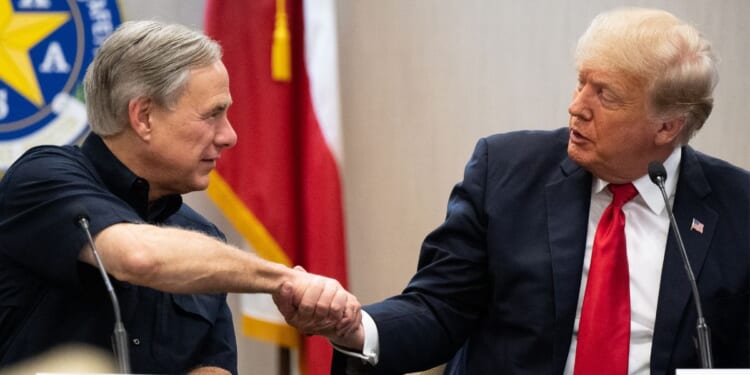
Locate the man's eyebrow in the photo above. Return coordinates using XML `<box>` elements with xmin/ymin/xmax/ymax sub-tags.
<box><xmin>588</xmin><ymin>76</ymin><xmax>624</xmax><ymax>93</ymax></box>
<box><xmin>202</xmin><ymin>102</ymin><xmax>231</xmax><ymax>117</ymax></box>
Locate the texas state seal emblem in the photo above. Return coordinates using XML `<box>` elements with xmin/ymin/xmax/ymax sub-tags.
<box><xmin>0</xmin><ymin>0</ymin><xmax>121</xmax><ymax>170</ymax></box>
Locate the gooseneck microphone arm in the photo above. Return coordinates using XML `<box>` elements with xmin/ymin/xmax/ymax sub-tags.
<box><xmin>75</xmin><ymin>212</ymin><xmax>131</xmax><ymax>373</ymax></box>
<box><xmin>648</xmin><ymin>161</ymin><xmax>713</xmax><ymax>368</ymax></box>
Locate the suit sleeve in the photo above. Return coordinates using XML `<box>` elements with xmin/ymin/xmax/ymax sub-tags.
<box><xmin>343</xmin><ymin>138</ymin><xmax>492</xmax><ymax>374</ymax></box>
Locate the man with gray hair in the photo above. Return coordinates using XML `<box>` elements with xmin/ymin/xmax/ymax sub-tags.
<box><xmin>278</xmin><ymin>7</ymin><xmax>749</xmax><ymax>374</ymax></box>
<box><xmin>0</xmin><ymin>21</ymin><xmax>360</xmax><ymax>374</ymax></box>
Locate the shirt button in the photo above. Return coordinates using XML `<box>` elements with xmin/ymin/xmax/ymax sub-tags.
<box><xmin>132</xmin><ymin>338</ymin><xmax>140</xmax><ymax>345</ymax></box>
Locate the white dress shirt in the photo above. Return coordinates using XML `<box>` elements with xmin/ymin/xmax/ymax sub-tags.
<box><xmin>341</xmin><ymin>147</ymin><xmax>683</xmax><ymax>372</ymax></box>
<box><xmin>564</xmin><ymin>147</ymin><xmax>682</xmax><ymax>374</ymax></box>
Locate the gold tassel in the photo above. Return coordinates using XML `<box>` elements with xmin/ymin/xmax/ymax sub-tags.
<box><xmin>272</xmin><ymin>0</ymin><xmax>291</xmax><ymax>82</ymax></box>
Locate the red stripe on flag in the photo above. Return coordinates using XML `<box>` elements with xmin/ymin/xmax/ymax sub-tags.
<box><xmin>299</xmin><ymin>66</ymin><xmax>347</xmax><ymax>373</ymax></box>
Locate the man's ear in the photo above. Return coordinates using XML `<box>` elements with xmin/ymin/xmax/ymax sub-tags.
<box><xmin>655</xmin><ymin>116</ymin><xmax>686</xmax><ymax>146</ymax></box>
<box><xmin>127</xmin><ymin>97</ymin><xmax>153</xmax><ymax>141</ymax></box>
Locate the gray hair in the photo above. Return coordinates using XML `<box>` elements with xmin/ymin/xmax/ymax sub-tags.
<box><xmin>575</xmin><ymin>8</ymin><xmax>718</xmax><ymax>143</ymax></box>
<box><xmin>83</xmin><ymin>20</ymin><xmax>222</xmax><ymax>136</ymax></box>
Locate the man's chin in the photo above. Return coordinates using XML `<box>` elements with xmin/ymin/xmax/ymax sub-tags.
<box><xmin>186</xmin><ymin>175</ymin><xmax>211</xmax><ymax>193</ymax></box>
<box><xmin>567</xmin><ymin>144</ymin><xmax>592</xmax><ymax>167</ymax></box>
<box><xmin>194</xmin><ymin>181</ymin><xmax>211</xmax><ymax>192</ymax></box>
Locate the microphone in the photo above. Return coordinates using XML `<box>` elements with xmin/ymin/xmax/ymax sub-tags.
<box><xmin>648</xmin><ymin>161</ymin><xmax>713</xmax><ymax>368</ymax></box>
<box><xmin>73</xmin><ymin>208</ymin><xmax>131</xmax><ymax>373</ymax></box>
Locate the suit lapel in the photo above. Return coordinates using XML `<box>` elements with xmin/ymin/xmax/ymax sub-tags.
<box><xmin>650</xmin><ymin>147</ymin><xmax>718</xmax><ymax>374</ymax></box>
<box><xmin>546</xmin><ymin>157</ymin><xmax>592</xmax><ymax>374</ymax></box>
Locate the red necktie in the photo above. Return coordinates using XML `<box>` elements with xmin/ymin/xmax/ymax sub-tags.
<box><xmin>574</xmin><ymin>183</ymin><xmax>638</xmax><ymax>375</ymax></box>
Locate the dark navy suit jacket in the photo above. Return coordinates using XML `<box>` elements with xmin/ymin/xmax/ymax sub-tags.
<box><xmin>333</xmin><ymin>128</ymin><xmax>750</xmax><ymax>374</ymax></box>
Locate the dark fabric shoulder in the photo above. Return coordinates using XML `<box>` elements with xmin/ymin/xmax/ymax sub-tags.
<box><xmin>0</xmin><ymin>144</ymin><xmax>142</xmax><ymax>287</ymax></box>
<box><xmin>479</xmin><ymin>127</ymin><xmax>577</xmax><ymax>188</ymax></box>
<box><xmin>681</xmin><ymin>146</ymin><xmax>750</xmax><ymax>205</ymax></box>
<box><xmin>483</xmin><ymin>127</ymin><xmax>571</xmax><ymax>166</ymax></box>
<box><xmin>687</xmin><ymin>147</ymin><xmax>750</xmax><ymax>186</ymax></box>
<box><xmin>484</xmin><ymin>127</ymin><xmax>570</xmax><ymax>152</ymax></box>
<box><xmin>1</xmin><ymin>145</ymin><xmax>94</xmax><ymax>197</ymax></box>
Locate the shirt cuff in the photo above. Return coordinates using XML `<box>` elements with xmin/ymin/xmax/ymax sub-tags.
<box><xmin>331</xmin><ymin>310</ymin><xmax>380</xmax><ymax>365</ymax></box>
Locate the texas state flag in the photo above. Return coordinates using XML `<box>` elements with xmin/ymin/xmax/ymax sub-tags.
<box><xmin>204</xmin><ymin>1</ymin><xmax>348</xmax><ymax>374</ymax></box>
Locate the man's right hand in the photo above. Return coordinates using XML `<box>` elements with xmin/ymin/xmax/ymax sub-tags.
<box><xmin>272</xmin><ymin>266</ymin><xmax>365</xmax><ymax>351</ymax></box>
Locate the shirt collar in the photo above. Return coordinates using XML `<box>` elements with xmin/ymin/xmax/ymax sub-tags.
<box><xmin>80</xmin><ymin>133</ymin><xmax>182</xmax><ymax>222</ymax></box>
<box><xmin>591</xmin><ymin>147</ymin><xmax>682</xmax><ymax>215</ymax></box>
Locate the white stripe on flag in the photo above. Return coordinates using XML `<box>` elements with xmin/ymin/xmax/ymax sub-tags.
<box><xmin>303</xmin><ymin>0</ymin><xmax>343</xmax><ymax>164</ymax></box>
<box><xmin>240</xmin><ymin>242</ymin><xmax>286</xmax><ymax>324</ymax></box>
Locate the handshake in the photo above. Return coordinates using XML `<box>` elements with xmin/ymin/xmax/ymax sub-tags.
<box><xmin>272</xmin><ymin>266</ymin><xmax>365</xmax><ymax>351</ymax></box>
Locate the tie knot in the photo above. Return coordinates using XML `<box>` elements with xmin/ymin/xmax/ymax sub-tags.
<box><xmin>607</xmin><ymin>183</ymin><xmax>638</xmax><ymax>207</ymax></box>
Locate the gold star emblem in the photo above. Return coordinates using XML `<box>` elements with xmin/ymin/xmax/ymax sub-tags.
<box><xmin>0</xmin><ymin>1</ymin><xmax>70</xmax><ymax>107</ymax></box>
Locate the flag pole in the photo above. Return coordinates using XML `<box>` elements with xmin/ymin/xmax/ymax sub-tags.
<box><xmin>279</xmin><ymin>347</ymin><xmax>291</xmax><ymax>375</ymax></box>
<box><xmin>273</xmin><ymin>0</ymin><xmax>292</xmax><ymax>373</ymax></box>
<box><xmin>272</xmin><ymin>0</ymin><xmax>292</xmax><ymax>82</ymax></box>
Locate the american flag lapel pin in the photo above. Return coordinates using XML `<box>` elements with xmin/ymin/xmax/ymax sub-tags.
<box><xmin>690</xmin><ymin>218</ymin><xmax>705</xmax><ymax>234</ymax></box>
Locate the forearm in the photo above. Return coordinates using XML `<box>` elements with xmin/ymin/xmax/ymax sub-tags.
<box><xmin>80</xmin><ymin>223</ymin><xmax>295</xmax><ymax>294</ymax></box>
<box><xmin>84</xmin><ymin>224</ymin><xmax>363</xmax><ymax>343</ymax></box>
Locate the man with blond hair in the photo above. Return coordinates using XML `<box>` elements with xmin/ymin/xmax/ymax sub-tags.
<box><xmin>279</xmin><ymin>7</ymin><xmax>750</xmax><ymax>374</ymax></box>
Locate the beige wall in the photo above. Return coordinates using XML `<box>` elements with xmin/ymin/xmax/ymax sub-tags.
<box><xmin>119</xmin><ymin>1</ymin><xmax>750</xmax><ymax>374</ymax></box>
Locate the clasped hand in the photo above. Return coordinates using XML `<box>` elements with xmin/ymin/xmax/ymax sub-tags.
<box><xmin>272</xmin><ymin>266</ymin><xmax>362</xmax><ymax>340</ymax></box>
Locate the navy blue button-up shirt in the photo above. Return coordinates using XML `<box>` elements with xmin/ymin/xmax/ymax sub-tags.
<box><xmin>0</xmin><ymin>134</ymin><xmax>237</xmax><ymax>373</ymax></box>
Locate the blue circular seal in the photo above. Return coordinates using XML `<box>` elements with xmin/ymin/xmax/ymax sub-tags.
<box><xmin>0</xmin><ymin>0</ymin><xmax>121</xmax><ymax>170</ymax></box>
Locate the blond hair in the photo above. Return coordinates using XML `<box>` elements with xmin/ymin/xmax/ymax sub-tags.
<box><xmin>575</xmin><ymin>8</ymin><xmax>718</xmax><ymax>143</ymax></box>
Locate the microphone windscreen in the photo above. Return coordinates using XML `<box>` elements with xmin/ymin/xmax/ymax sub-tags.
<box><xmin>648</xmin><ymin>161</ymin><xmax>667</xmax><ymax>184</ymax></box>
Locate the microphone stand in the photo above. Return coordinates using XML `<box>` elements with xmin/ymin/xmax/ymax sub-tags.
<box><xmin>77</xmin><ymin>216</ymin><xmax>131</xmax><ymax>373</ymax></box>
<box><xmin>649</xmin><ymin>161</ymin><xmax>713</xmax><ymax>368</ymax></box>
